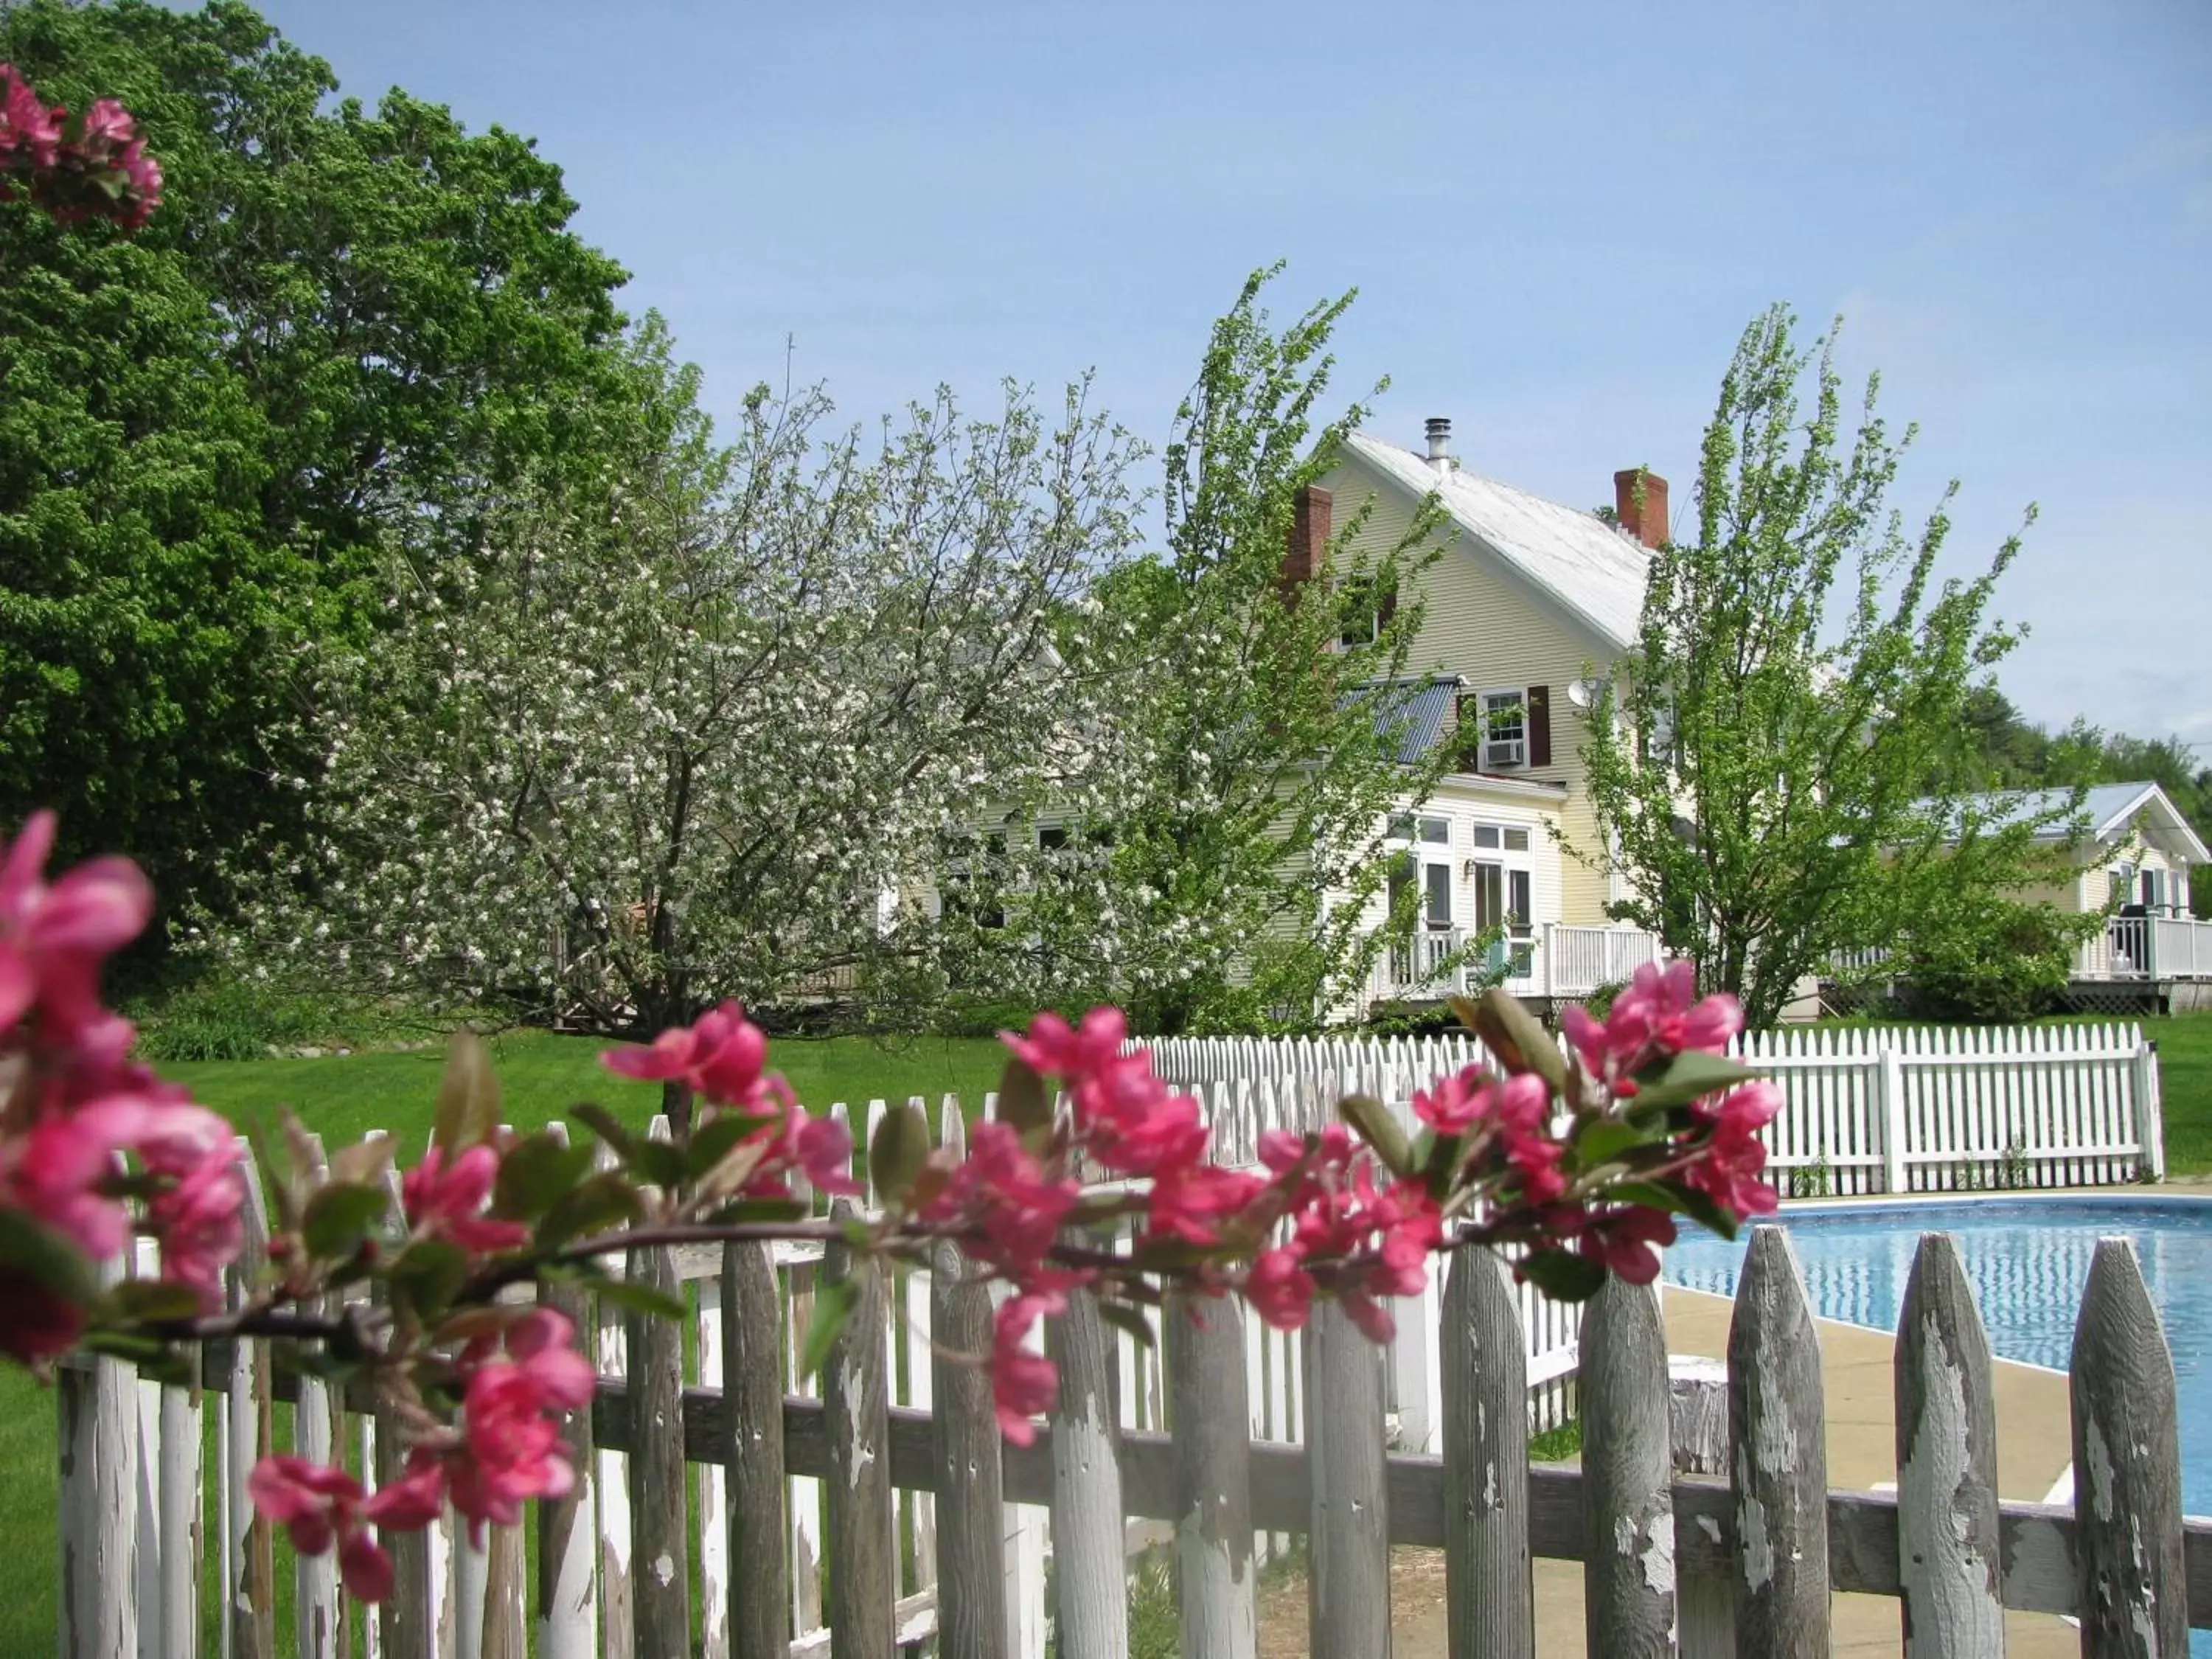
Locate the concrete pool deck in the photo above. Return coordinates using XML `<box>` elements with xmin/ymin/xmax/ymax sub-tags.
<box><xmin>1344</xmin><ymin>1283</ymin><xmax>2083</xmax><ymax>1659</ymax></box>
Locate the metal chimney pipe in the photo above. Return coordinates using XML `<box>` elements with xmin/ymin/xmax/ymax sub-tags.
<box><xmin>1425</xmin><ymin>417</ymin><xmax>1452</xmax><ymax>473</ymax></box>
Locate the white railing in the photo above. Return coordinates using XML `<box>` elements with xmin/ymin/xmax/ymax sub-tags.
<box><xmin>1368</xmin><ymin>923</ymin><xmax>1662</xmax><ymax>1006</ymax></box>
<box><xmin>1540</xmin><ymin>922</ymin><xmax>1663</xmax><ymax>995</ymax></box>
<box><xmin>2091</xmin><ymin>912</ymin><xmax>2212</xmax><ymax>980</ymax></box>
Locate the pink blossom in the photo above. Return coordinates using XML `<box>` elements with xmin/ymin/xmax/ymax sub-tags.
<box><xmin>1243</xmin><ymin>1247</ymin><xmax>1315</xmax><ymax>1331</ymax></box>
<box><xmin>1563</xmin><ymin>960</ymin><xmax>1743</xmax><ymax>1091</ymax></box>
<box><xmin>78</xmin><ymin>98</ymin><xmax>134</xmax><ymax>148</ymax></box>
<box><xmin>920</xmin><ymin>1120</ymin><xmax>1078</xmax><ymax>1277</ymax></box>
<box><xmin>0</xmin><ymin>1108</ymin><xmax>128</xmax><ymax>1261</ymax></box>
<box><xmin>790</xmin><ymin>1107</ymin><xmax>861</xmax><ymax>1196</ymax></box>
<box><xmin>602</xmin><ymin>1000</ymin><xmax>774</xmax><ymax>1108</ymax></box>
<box><xmin>1682</xmin><ymin>1082</ymin><xmax>1782</xmax><ymax>1217</ymax></box>
<box><xmin>248</xmin><ymin>1457</ymin><xmax>395</xmax><ymax>1602</ymax></box>
<box><xmin>1001</xmin><ymin>1006</ymin><xmax>1127</xmax><ymax>1082</ymax></box>
<box><xmin>147</xmin><ymin>1144</ymin><xmax>246</xmax><ymax>1310</ymax></box>
<box><xmin>990</xmin><ymin>1291</ymin><xmax>1063</xmax><ymax>1445</ymax></box>
<box><xmin>505</xmin><ymin>1307</ymin><xmax>595</xmax><ymax>1410</ymax></box>
<box><xmin>1143</xmin><ymin>1161</ymin><xmax>1264</xmax><ymax>1247</ymax></box>
<box><xmin>445</xmin><ymin>1361</ymin><xmax>577</xmax><ymax>1538</ymax></box>
<box><xmin>1576</xmin><ymin>1206</ymin><xmax>1677</xmax><ymax>1284</ymax></box>
<box><xmin>363</xmin><ymin>1451</ymin><xmax>448</xmax><ymax>1531</ymax></box>
<box><xmin>0</xmin><ymin>810</ymin><xmax>153</xmax><ymax>1040</ymax></box>
<box><xmin>401</xmin><ymin>1145</ymin><xmax>530</xmax><ymax>1254</ymax></box>
<box><xmin>0</xmin><ymin>69</ymin><xmax>60</xmax><ymax>167</ymax></box>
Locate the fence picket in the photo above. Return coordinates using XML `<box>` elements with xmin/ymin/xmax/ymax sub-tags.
<box><xmin>1305</xmin><ymin>1296</ymin><xmax>1391</xmax><ymax>1655</ymax></box>
<box><xmin>1728</xmin><ymin>1227</ymin><xmax>1829</xmax><ymax>1656</ymax></box>
<box><xmin>537</xmin><ymin>1279</ymin><xmax>598</xmax><ymax>1659</ymax></box>
<box><xmin>930</xmin><ymin>1223</ymin><xmax>1006</xmax><ymax>1659</ymax></box>
<box><xmin>1582</xmin><ymin>1276</ymin><xmax>1676</xmax><ymax>1658</ymax></box>
<box><xmin>824</xmin><ymin>1198</ymin><xmax>894</xmax><ymax>1659</ymax></box>
<box><xmin>1669</xmin><ymin>1357</ymin><xmax>1733</xmax><ymax>1658</ymax></box>
<box><xmin>721</xmin><ymin>1239</ymin><xmax>788</xmax><ymax>1659</ymax></box>
<box><xmin>1441</xmin><ymin>1247</ymin><xmax>1531</xmax><ymax>1659</ymax></box>
<box><xmin>1895</xmin><ymin>1232</ymin><xmax>2004</xmax><ymax>1656</ymax></box>
<box><xmin>1167</xmin><ymin>1290</ymin><xmax>1258</xmax><ymax>1659</ymax></box>
<box><xmin>1048</xmin><ymin>1255</ymin><xmax>1128</xmax><ymax>1659</ymax></box>
<box><xmin>2070</xmin><ymin>1237</ymin><xmax>2188</xmax><ymax>1656</ymax></box>
<box><xmin>625</xmin><ymin>1241</ymin><xmax>688</xmax><ymax>1656</ymax></box>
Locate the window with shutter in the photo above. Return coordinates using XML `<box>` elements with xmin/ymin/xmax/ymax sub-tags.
<box><xmin>1479</xmin><ymin>690</ymin><xmax>1527</xmax><ymax>769</ymax></box>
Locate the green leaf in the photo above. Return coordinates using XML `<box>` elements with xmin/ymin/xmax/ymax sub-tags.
<box><xmin>568</xmin><ymin>1103</ymin><xmax>638</xmax><ymax>1161</ymax></box>
<box><xmin>624</xmin><ymin>1138</ymin><xmax>688</xmax><ymax>1192</ymax></box>
<box><xmin>685</xmin><ymin>1113</ymin><xmax>773</xmax><ymax>1181</ymax></box>
<box><xmin>80</xmin><ymin>1327</ymin><xmax>174</xmax><ymax>1368</ymax></box>
<box><xmin>105</xmin><ymin>1280</ymin><xmax>205</xmax><ymax>1326</ymax></box>
<box><xmin>867</xmin><ymin>1103</ymin><xmax>931</xmax><ymax>1207</ymax></box>
<box><xmin>596</xmin><ymin>1277</ymin><xmax>686</xmax><ymax>1322</ymax></box>
<box><xmin>537</xmin><ymin>1172</ymin><xmax>644</xmax><ymax>1248</ymax></box>
<box><xmin>1517</xmin><ymin>1249</ymin><xmax>1606</xmax><ymax>1302</ymax></box>
<box><xmin>1572</xmin><ymin>1119</ymin><xmax>1655</xmax><ymax>1171</ymax></box>
<box><xmin>1336</xmin><ymin>1093</ymin><xmax>1414</xmax><ymax>1179</ymax></box>
<box><xmin>700</xmin><ymin>1195</ymin><xmax>807</xmax><ymax>1225</ymax></box>
<box><xmin>493</xmin><ymin>1131</ymin><xmax>594</xmax><ymax>1222</ymax></box>
<box><xmin>389</xmin><ymin>1239</ymin><xmax>470</xmax><ymax>1323</ymax></box>
<box><xmin>1097</xmin><ymin>1301</ymin><xmax>1156</xmax><ymax>1350</ymax></box>
<box><xmin>1656</xmin><ymin>1181</ymin><xmax>1739</xmax><ymax>1240</ymax></box>
<box><xmin>996</xmin><ymin>1054</ymin><xmax>1055</xmax><ymax>1150</ymax></box>
<box><xmin>0</xmin><ymin>1208</ymin><xmax>100</xmax><ymax>1310</ymax></box>
<box><xmin>1470</xmin><ymin>987</ymin><xmax>1568</xmax><ymax>1096</ymax></box>
<box><xmin>431</xmin><ymin>1031</ymin><xmax>502</xmax><ymax>1155</ymax></box>
<box><xmin>302</xmin><ymin>1181</ymin><xmax>391</xmax><ymax>1260</ymax></box>
<box><xmin>1626</xmin><ymin>1049</ymin><xmax>1759</xmax><ymax>1114</ymax></box>
<box><xmin>798</xmin><ymin>1276</ymin><xmax>860</xmax><ymax>1382</ymax></box>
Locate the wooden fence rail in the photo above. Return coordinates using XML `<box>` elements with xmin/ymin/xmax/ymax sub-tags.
<box><xmin>50</xmin><ymin>1083</ymin><xmax>2205</xmax><ymax>1658</ymax></box>
<box><xmin>58</xmin><ymin>1218</ymin><xmax>2212</xmax><ymax>1656</ymax></box>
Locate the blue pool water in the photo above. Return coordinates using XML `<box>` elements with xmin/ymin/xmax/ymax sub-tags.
<box><xmin>1664</xmin><ymin>1196</ymin><xmax>2211</xmax><ymax>1646</ymax></box>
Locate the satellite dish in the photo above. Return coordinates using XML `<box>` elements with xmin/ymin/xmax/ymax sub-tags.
<box><xmin>1565</xmin><ymin>678</ymin><xmax>1596</xmax><ymax>709</ymax></box>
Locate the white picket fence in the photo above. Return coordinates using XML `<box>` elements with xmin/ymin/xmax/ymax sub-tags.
<box><xmin>1152</xmin><ymin>1019</ymin><xmax>2167</xmax><ymax>1196</ymax></box>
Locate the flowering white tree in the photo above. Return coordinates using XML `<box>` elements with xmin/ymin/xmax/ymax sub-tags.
<box><xmin>977</xmin><ymin>271</ymin><xmax>1456</xmax><ymax>1032</ymax></box>
<box><xmin>222</xmin><ymin>329</ymin><xmax>1141</xmax><ymax>1057</ymax></box>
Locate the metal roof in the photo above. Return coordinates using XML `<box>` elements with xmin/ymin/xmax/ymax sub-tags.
<box><xmin>1934</xmin><ymin>782</ymin><xmax>2210</xmax><ymax>861</ymax></box>
<box><xmin>1343</xmin><ymin>433</ymin><xmax>1652</xmax><ymax>652</ymax></box>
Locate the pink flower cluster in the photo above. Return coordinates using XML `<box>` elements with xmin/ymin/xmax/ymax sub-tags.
<box><xmin>252</xmin><ymin>1307</ymin><xmax>594</xmax><ymax>1597</ymax></box>
<box><xmin>602</xmin><ymin>1000</ymin><xmax>860</xmax><ymax>1197</ymax></box>
<box><xmin>0</xmin><ymin>813</ymin><xmax>243</xmax><ymax>1358</ymax></box>
<box><xmin>1562</xmin><ymin>959</ymin><xmax>1745</xmax><ymax>1094</ymax></box>
<box><xmin>0</xmin><ymin>66</ymin><xmax>161</xmax><ymax>231</ymax></box>
<box><xmin>1252</xmin><ymin>1124</ymin><xmax>1442</xmax><ymax>1339</ymax></box>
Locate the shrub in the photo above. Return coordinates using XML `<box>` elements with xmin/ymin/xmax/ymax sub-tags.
<box><xmin>1893</xmin><ymin>902</ymin><xmax>2074</xmax><ymax>1025</ymax></box>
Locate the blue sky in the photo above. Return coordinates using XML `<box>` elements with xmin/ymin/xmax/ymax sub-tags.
<box><xmin>253</xmin><ymin>0</ymin><xmax>2211</xmax><ymax>747</ymax></box>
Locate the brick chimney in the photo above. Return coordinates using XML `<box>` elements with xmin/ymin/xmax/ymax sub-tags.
<box><xmin>1281</xmin><ymin>484</ymin><xmax>1332</xmax><ymax>599</ymax></box>
<box><xmin>1613</xmin><ymin>466</ymin><xmax>1669</xmax><ymax>550</ymax></box>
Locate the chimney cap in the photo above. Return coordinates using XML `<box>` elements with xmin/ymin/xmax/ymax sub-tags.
<box><xmin>1424</xmin><ymin>416</ymin><xmax>1452</xmax><ymax>465</ymax></box>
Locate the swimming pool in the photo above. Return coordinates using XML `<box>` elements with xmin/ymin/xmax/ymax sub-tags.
<box><xmin>1664</xmin><ymin>1195</ymin><xmax>2211</xmax><ymax>1646</ymax></box>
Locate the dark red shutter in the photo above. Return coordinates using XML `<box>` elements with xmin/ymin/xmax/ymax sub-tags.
<box><xmin>1527</xmin><ymin>684</ymin><xmax>1552</xmax><ymax>767</ymax></box>
<box><xmin>1378</xmin><ymin>582</ymin><xmax>1398</xmax><ymax>628</ymax></box>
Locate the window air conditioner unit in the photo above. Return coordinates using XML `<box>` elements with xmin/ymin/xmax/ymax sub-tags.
<box><xmin>1485</xmin><ymin>739</ymin><xmax>1526</xmax><ymax>769</ymax></box>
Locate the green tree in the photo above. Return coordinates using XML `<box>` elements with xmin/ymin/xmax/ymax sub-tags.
<box><xmin>1582</xmin><ymin>305</ymin><xmax>2085</xmax><ymax>1027</ymax></box>
<box><xmin>984</xmin><ymin>269</ymin><xmax>1454</xmax><ymax>1034</ymax></box>
<box><xmin>0</xmin><ymin>0</ymin><xmax>630</xmax><ymax>916</ymax></box>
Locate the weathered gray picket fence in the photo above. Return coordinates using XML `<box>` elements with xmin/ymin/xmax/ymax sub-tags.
<box><xmin>52</xmin><ymin>1096</ymin><xmax>2210</xmax><ymax>1657</ymax></box>
<box><xmin>57</xmin><ymin>1207</ymin><xmax>2212</xmax><ymax>1657</ymax></box>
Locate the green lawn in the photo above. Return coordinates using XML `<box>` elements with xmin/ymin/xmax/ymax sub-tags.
<box><xmin>2142</xmin><ymin>1012</ymin><xmax>2212</xmax><ymax>1175</ymax></box>
<box><xmin>162</xmin><ymin>1026</ymin><xmax>1015</xmax><ymax>1151</ymax></box>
